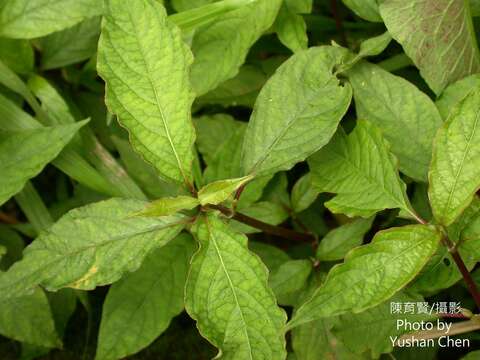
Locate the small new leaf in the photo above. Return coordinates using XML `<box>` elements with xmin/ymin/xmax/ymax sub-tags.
<box><xmin>197</xmin><ymin>175</ymin><xmax>253</xmax><ymax>206</ymax></box>
<box><xmin>134</xmin><ymin>196</ymin><xmax>199</xmax><ymax>217</ymax></box>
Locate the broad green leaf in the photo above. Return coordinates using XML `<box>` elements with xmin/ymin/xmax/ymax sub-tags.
<box><xmin>195</xmin><ymin>114</ymin><xmax>243</xmax><ymax>164</ymax></box>
<box><xmin>436</xmin><ymin>74</ymin><xmax>480</xmax><ymax>119</ymax></box>
<box><xmin>0</xmin><ymin>288</ymin><xmax>60</xmax><ymax>348</ymax></box>
<box><xmin>0</xmin><ymin>0</ymin><xmax>103</xmax><ymax>39</ymax></box>
<box><xmin>275</xmin><ymin>0</ymin><xmax>312</xmax><ymax>53</ymax></box>
<box><xmin>230</xmin><ymin>201</ymin><xmax>289</xmax><ymax>234</ymax></box>
<box><xmin>171</xmin><ymin>0</ymin><xmax>215</xmax><ymax>12</ymax></box>
<box><xmin>249</xmin><ymin>241</ymin><xmax>290</xmax><ymax>271</ymax></box>
<box><xmin>288</xmin><ymin>225</ymin><xmax>441</xmax><ymax>329</ymax></box>
<box><xmin>96</xmin><ymin>234</ymin><xmax>195</xmax><ymax>360</ymax></box>
<box><xmin>341</xmin><ymin>0</ymin><xmax>381</xmax><ymax>22</ymax></box>
<box><xmin>185</xmin><ymin>213</ymin><xmax>287</xmax><ymax>359</ymax></box>
<box><xmin>38</xmin><ymin>17</ymin><xmax>101</xmax><ymax>70</ymax></box>
<box><xmin>316</xmin><ymin>217</ymin><xmax>374</xmax><ymax>261</ymax></box>
<box><xmin>242</xmin><ymin>46</ymin><xmax>352</xmax><ymax>177</ymax></box>
<box><xmin>0</xmin><ymin>38</ymin><xmax>33</xmax><ymax>74</ymax></box>
<box><xmin>0</xmin><ymin>66</ymin><xmax>115</xmax><ymax>196</ymax></box>
<box><xmin>290</xmin><ymin>173</ymin><xmax>319</xmax><ymax>213</ymax></box>
<box><xmin>308</xmin><ymin>120</ymin><xmax>413</xmax><ymax>218</ymax></box>
<box><xmin>191</xmin><ymin>0</ymin><xmax>282</xmax><ymax>95</ymax></box>
<box><xmin>333</xmin><ymin>293</ymin><xmax>434</xmax><ymax>358</ymax></box>
<box><xmin>346</xmin><ymin>61</ymin><xmax>442</xmax><ymax>181</ymax></box>
<box><xmin>429</xmin><ymin>88</ymin><xmax>480</xmax><ymax>226</ymax></box>
<box><xmin>170</xmin><ymin>0</ymin><xmax>257</xmax><ymax>34</ymax></box>
<box><xmin>380</xmin><ymin>0</ymin><xmax>480</xmax><ymax>95</ymax></box>
<box><xmin>198</xmin><ymin>175</ymin><xmax>253</xmax><ymax>205</ymax></box>
<box><xmin>196</xmin><ymin>65</ymin><xmax>267</xmax><ymax>108</ymax></box>
<box><xmin>98</xmin><ymin>0</ymin><xmax>196</xmax><ymax>185</ymax></box>
<box><xmin>269</xmin><ymin>259</ymin><xmax>312</xmax><ymax>306</ymax></box>
<box><xmin>292</xmin><ymin>318</ymin><xmax>367</xmax><ymax>360</ymax></box>
<box><xmin>135</xmin><ymin>195</ymin><xmax>199</xmax><ymax>217</ymax></box>
<box><xmin>0</xmin><ymin>121</ymin><xmax>87</xmax><ymax>206</ymax></box>
<box><xmin>112</xmin><ymin>136</ymin><xmax>182</xmax><ymax>199</ymax></box>
<box><xmin>47</xmin><ymin>289</ymin><xmax>77</xmax><ymax>336</ymax></box>
<box><xmin>0</xmin><ymin>198</ymin><xmax>188</xmax><ymax>299</ymax></box>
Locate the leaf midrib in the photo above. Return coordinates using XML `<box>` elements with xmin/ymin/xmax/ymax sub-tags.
<box><xmin>126</xmin><ymin>8</ymin><xmax>189</xmax><ymax>184</ymax></box>
<box><xmin>205</xmin><ymin>216</ymin><xmax>254</xmax><ymax>360</ymax></box>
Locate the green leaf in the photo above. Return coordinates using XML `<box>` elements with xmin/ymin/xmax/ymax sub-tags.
<box><xmin>98</xmin><ymin>0</ymin><xmax>196</xmax><ymax>185</ymax></box>
<box><xmin>198</xmin><ymin>175</ymin><xmax>253</xmax><ymax>205</ymax></box>
<box><xmin>316</xmin><ymin>217</ymin><xmax>374</xmax><ymax>261</ymax></box>
<box><xmin>462</xmin><ymin>350</ymin><xmax>480</xmax><ymax>360</ymax></box>
<box><xmin>38</xmin><ymin>16</ymin><xmax>101</xmax><ymax>70</ymax></box>
<box><xmin>269</xmin><ymin>259</ymin><xmax>312</xmax><ymax>306</ymax></box>
<box><xmin>429</xmin><ymin>88</ymin><xmax>480</xmax><ymax>226</ymax></box>
<box><xmin>436</xmin><ymin>74</ymin><xmax>480</xmax><ymax>119</ymax></box>
<box><xmin>275</xmin><ymin>0</ymin><xmax>312</xmax><ymax>53</ymax></box>
<box><xmin>134</xmin><ymin>195</ymin><xmax>199</xmax><ymax>217</ymax></box>
<box><xmin>0</xmin><ymin>225</ymin><xmax>24</xmax><ymax>270</ymax></box>
<box><xmin>337</xmin><ymin>32</ymin><xmax>392</xmax><ymax>73</ymax></box>
<box><xmin>112</xmin><ymin>136</ymin><xmax>182</xmax><ymax>199</ymax></box>
<box><xmin>96</xmin><ymin>233</ymin><xmax>195</xmax><ymax>360</ymax></box>
<box><xmin>249</xmin><ymin>241</ymin><xmax>290</xmax><ymax>271</ymax></box>
<box><xmin>379</xmin><ymin>0</ymin><xmax>480</xmax><ymax>95</ymax></box>
<box><xmin>185</xmin><ymin>213</ymin><xmax>287</xmax><ymax>359</ymax></box>
<box><xmin>341</xmin><ymin>0</ymin><xmax>381</xmax><ymax>22</ymax></box>
<box><xmin>201</xmin><ymin>121</ymin><xmax>271</xmax><ymax>208</ymax></box>
<box><xmin>0</xmin><ymin>288</ymin><xmax>60</xmax><ymax>348</ymax></box>
<box><xmin>0</xmin><ymin>121</ymin><xmax>87</xmax><ymax>206</ymax></box>
<box><xmin>333</xmin><ymin>293</ymin><xmax>434</xmax><ymax>358</ymax></box>
<box><xmin>410</xmin><ymin>198</ymin><xmax>480</xmax><ymax>294</ymax></box>
<box><xmin>190</xmin><ymin>0</ymin><xmax>282</xmax><ymax>95</ymax></box>
<box><xmin>0</xmin><ymin>198</ymin><xmax>188</xmax><ymax>299</ymax></box>
<box><xmin>288</xmin><ymin>225</ymin><xmax>441</xmax><ymax>329</ymax></box>
<box><xmin>292</xmin><ymin>318</ymin><xmax>366</xmax><ymax>360</ymax></box>
<box><xmin>0</xmin><ymin>0</ymin><xmax>103</xmax><ymax>39</ymax></box>
<box><xmin>170</xmin><ymin>0</ymin><xmax>257</xmax><ymax>34</ymax></box>
<box><xmin>0</xmin><ymin>38</ymin><xmax>34</xmax><ymax>74</ymax></box>
<box><xmin>346</xmin><ymin>61</ymin><xmax>442</xmax><ymax>181</ymax></box>
<box><xmin>308</xmin><ymin>120</ymin><xmax>413</xmax><ymax>218</ymax></box>
<box><xmin>171</xmin><ymin>0</ymin><xmax>215</xmax><ymax>12</ymax></box>
<box><xmin>195</xmin><ymin>114</ymin><xmax>243</xmax><ymax>164</ymax></box>
<box><xmin>290</xmin><ymin>173</ymin><xmax>319</xmax><ymax>213</ymax></box>
<box><xmin>14</xmin><ymin>181</ymin><xmax>53</xmax><ymax>234</ymax></box>
<box><xmin>230</xmin><ymin>201</ymin><xmax>289</xmax><ymax>234</ymax></box>
<box><xmin>196</xmin><ymin>65</ymin><xmax>267</xmax><ymax>108</ymax></box>
<box><xmin>242</xmin><ymin>46</ymin><xmax>352</xmax><ymax>177</ymax></box>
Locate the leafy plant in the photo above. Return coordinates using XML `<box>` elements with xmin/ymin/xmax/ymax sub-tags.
<box><xmin>2</xmin><ymin>0</ymin><xmax>480</xmax><ymax>359</ymax></box>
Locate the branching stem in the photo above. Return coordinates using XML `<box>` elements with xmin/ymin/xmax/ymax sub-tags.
<box><xmin>209</xmin><ymin>204</ymin><xmax>316</xmax><ymax>243</ymax></box>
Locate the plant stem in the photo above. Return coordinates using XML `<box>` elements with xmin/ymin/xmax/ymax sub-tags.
<box><xmin>330</xmin><ymin>0</ymin><xmax>347</xmax><ymax>46</ymax></box>
<box><xmin>442</xmin><ymin>236</ymin><xmax>480</xmax><ymax>310</ymax></box>
<box><xmin>0</xmin><ymin>211</ymin><xmax>18</xmax><ymax>224</ymax></box>
<box><xmin>411</xmin><ymin>213</ymin><xmax>480</xmax><ymax>311</ymax></box>
<box><xmin>209</xmin><ymin>204</ymin><xmax>315</xmax><ymax>243</ymax></box>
